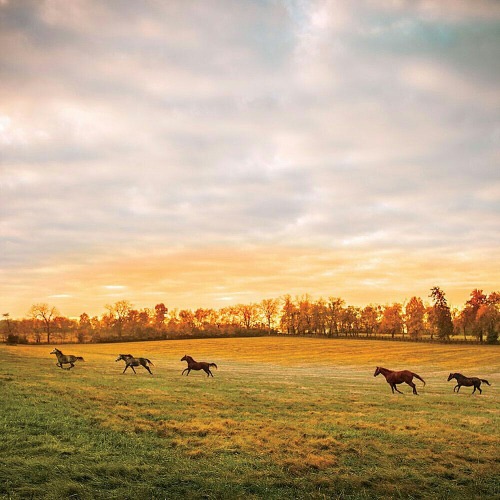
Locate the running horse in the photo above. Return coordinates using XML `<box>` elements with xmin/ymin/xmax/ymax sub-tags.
<box><xmin>447</xmin><ymin>373</ymin><xmax>490</xmax><ymax>394</ymax></box>
<box><xmin>374</xmin><ymin>366</ymin><xmax>426</xmax><ymax>395</ymax></box>
<box><xmin>181</xmin><ymin>355</ymin><xmax>217</xmax><ymax>377</ymax></box>
<box><xmin>50</xmin><ymin>348</ymin><xmax>84</xmax><ymax>370</ymax></box>
<box><xmin>115</xmin><ymin>354</ymin><xmax>154</xmax><ymax>375</ymax></box>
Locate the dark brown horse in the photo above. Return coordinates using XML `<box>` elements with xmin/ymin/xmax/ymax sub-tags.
<box><xmin>447</xmin><ymin>373</ymin><xmax>490</xmax><ymax>394</ymax></box>
<box><xmin>50</xmin><ymin>348</ymin><xmax>84</xmax><ymax>370</ymax></box>
<box><xmin>181</xmin><ymin>355</ymin><xmax>217</xmax><ymax>377</ymax></box>
<box><xmin>374</xmin><ymin>366</ymin><xmax>426</xmax><ymax>395</ymax></box>
<box><xmin>115</xmin><ymin>354</ymin><xmax>154</xmax><ymax>375</ymax></box>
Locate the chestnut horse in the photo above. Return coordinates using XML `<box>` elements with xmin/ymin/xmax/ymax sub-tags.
<box><xmin>374</xmin><ymin>366</ymin><xmax>425</xmax><ymax>395</ymax></box>
<box><xmin>50</xmin><ymin>348</ymin><xmax>84</xmax><ymax>370</ymax></box>
<box><xmin>181</xmin><ymin>355</ymin><xmax>217</xmax><ymax>377</ymax></box>
<box><xmin>447</xmin><ymin>373</ymin><xmax>490</xmax><ymax>394</ymax></box>
<box><xmin>115</xmin><ymin>354</ymin><xmax>154</xmax><ymax>375</ymax></box>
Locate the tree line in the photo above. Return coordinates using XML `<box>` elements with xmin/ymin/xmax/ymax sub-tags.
<box><xmin>2</xmin><ymin>287</ymin><xmax>499</xmax><ymax>345</ymax></box>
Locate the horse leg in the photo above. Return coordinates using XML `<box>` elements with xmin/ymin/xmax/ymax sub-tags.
<box><xmin>456</xmin><ymin>385</ymin><xmax>461</xmax><ymax>393</ymax></box>
<box><xmin>477</xmin><ymin>384</ymin><xmax>482</xmax><ymax>394</ymax></box>
<box><xmin>131</xmin><ymin>366</ymin><xmax>137</xmax><ymax>374</ymax></box>
<box><xmin>393</xmin><ymin>384</ymin><xmax>403</xmax><ymax>394</ymax></box>
<box><xmin>208</xmin><ymin>369</ymin><xmax>213</xmax><ymax>377</ymax></box>
<box><xmin>144</xmin><ymin>365</ymin><xmax>153</xmax><ymax>375</ymax></box>
<box><xmin>123</xmin><ymin>365</ymin><xmax>129</xmax><ymax>374</ymax></box>
<box><xmin>408</xmin><ymin>381</ymin><xmax>417</xmax><ymax>395</ymax></box>
<box><xmin>454</xmin><ymin>384</ymin><xmax>459</xmax><ymax>392</ymax></box>
<box><xmin>181</xmin><ymin>368</ymin><xmax>188</xmax><ymax>375</ymax></box>
<box><xmin>69</xmin><ymin>362</ymin><xmax>75</xmax><ymax>370</ymax></box>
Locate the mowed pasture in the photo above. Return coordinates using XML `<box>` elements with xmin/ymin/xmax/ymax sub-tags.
<box><xmin>0</xmin><ymin>337</ymin><xmax>498</xmax><ymax>499</ymax></box>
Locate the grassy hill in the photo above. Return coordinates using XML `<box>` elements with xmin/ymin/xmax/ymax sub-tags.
<box><xmin>1</xmin><ymin>337</ymin><xmax>498</xmax><ymax>499</ymax></box>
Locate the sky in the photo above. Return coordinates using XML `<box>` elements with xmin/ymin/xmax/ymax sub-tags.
<box><xmin>1</xmin><ymin>0</ymin><xmax>499</xmax><ymax>319</ymax></box>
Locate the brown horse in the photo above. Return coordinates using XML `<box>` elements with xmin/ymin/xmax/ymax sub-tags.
<box><xmin>115</xmin><ymin>354</ymin><xmax>154</xmax><ymax>375</ymax></box>
<box><xmin>374</xmin><ymin>366</ymin><xmax>425</xmax><ymax>395</ymax></box>
<box><xmin>447</xmin><ymin>373</ymin><xmax>490</xmax><ymax>394</ymax></box>
<box><xmin>50</xmin><ymin>348</ymin><xmax>84</xmax><ymax>370</ymax></box>
<box><xmin>181</xmin><ymin>355</ymin><xmax>217</xmax><ymax>377</ymax></box>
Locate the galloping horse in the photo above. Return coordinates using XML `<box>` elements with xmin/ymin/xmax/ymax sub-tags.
<box><xmin>447</xmin><ymin>373</ymin><xmax>490</xmax><ymax>394</ymax></box>
<box><xmin>50</xmin><ymin>348</ymin><xmax>84</xmax><ymax>370</ymax></box>
<box><xmin>181</xmin><ymin>355</ymin><xmax>217</xmax><ymax>377</ymax></box>
<box><xmin>374</xmin><ymin>366</ymin><xmax>426</xmax><ymax>395</ymax></box>
<box><xmin>115</xmin><ymin>354</ymin><xmax>154</xmax><ymax>375</ymax></box>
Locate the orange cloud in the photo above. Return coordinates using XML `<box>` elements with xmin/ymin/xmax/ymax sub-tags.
<box><xmin>2</xmin><ymin>245</ymin><xmax>497</xmax><ymax>318</ymax></box>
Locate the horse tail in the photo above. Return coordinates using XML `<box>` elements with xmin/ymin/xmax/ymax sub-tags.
<box><xmin>146</xmin><ymin>359</ymin><xmax>154</xmax><ymax>366</ymax></box>
<box><xmin>209</xmin><ymin>363</ymin><xmax>218</xmax><ymax>369</ymax></box>
<box><xmin>481</xmin><ymin>379</ymin><xmax>490</xmax><ymax>386</ymax></box>
<box><xmin>412</xmin><ymin>372</ymin><xmax>425</xmax><ymax>386</ymax></box>
<box><xmin>76</xmin><ymin>357</ymin><xmax>85</xmax><ymax>361</ymax></box>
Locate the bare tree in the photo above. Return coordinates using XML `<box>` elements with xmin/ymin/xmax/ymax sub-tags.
<box><xmin>28</xmin><ymin>303</ymin><xmax>59</xmax><ymax>343</ymax></box>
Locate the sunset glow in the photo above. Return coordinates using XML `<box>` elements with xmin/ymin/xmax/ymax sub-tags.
<box><xmin>1</xmin><ymin>1</ymin><xmax>499</xmax><ymax>318</ymax></box>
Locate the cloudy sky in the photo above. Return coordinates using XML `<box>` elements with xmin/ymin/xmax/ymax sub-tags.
<box><xmin>1</xmin><ymin>0</ymin><xmax>499</xmax><ymax>318</ymax></box>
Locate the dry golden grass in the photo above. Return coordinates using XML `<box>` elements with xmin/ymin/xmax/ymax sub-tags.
<box><xmin>10</xmin><ymin>335</ymin><xmax>499</xmax><ymax>369</ymax></box>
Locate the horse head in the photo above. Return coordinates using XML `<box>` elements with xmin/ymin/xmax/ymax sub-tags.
<box><xmin>116</xmin><ymin>354</ymin><xmax>133</xmax><ymax>362</ymax></box>
<box><xmin>374</xmin><ymin>366</ymin><xmax>381</xmax><ymax>377</ymax></box>
<box><xmin>181</xmin><ymin>354</ymin><xmax>188</xmax><ymax>362</ymax></box>
<box><xmin>447</xmin><ymin>373</ymin><xmax>457</xmax><ymax>382</ymax></box>
<box><xmin>50</xmin><ymin>348</ymin><xmax>61</xmax><ymax>355</ymax></box>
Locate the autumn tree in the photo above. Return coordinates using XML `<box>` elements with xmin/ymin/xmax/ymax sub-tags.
<box><xmin>380</xmin><ymin>303</ymin><xmax>403</xmax><ymax>339</ymax></box>
<box><xmin>405</xmin><ymin>296</ymin><xmax>425</xmax><ymax>339</ymax></box>
<box><xmin>360</xmin><ymin>305</ymin><xmax>380</xmax><ymax>337</ymax></box>
<box><xmin>311</xmin><ymin>298</ymin><xmax>328</xmax><ymax>335</ymax></box>
<box><xmin>429</xmin><ymin>286</ymin><xmax>453</xmax><ymax>341</ymax></box>
<box><xmin>52</xmin><ymin>315</ymin><xmax>77</xmax><ymax>343</ymax></box>
<box><xmin>194</xmin><ymin>308</ymin><xmax>219</xmax><ymax>334</ymax></box>
<box><xmin>154</xmin><ymin>303</ymin><xmax>168</xmax><ymax>329</ymax></box>
<box><xmin>297</xmin><ymin>295</ymin><xmax>314</xmax><ymax>334</ymax></box>
<box><xmin>178</xmin><ymin>309</ymin><xmax>195</xmax><ymax>335</ymax></box>
<box><xmin>280</xmin><ymin>295</ymin><xmax>298</xmax><ymax>334</ymax></box>
<box><xmin>326</xmin><ymin>297</ymin><xmax>344</xmax><ymax>336</ymax></box>
<box><xmin>78</xmin><ymin>312</ymin><xmax>92</xmax><ymax>343</ymax></box>
<box><xmin>468</xmin><ymin>291</ymin><xmax>500</xmax><ymax>344</ymax></box>
<box><xmin>105</xmin><ymin>300</ymin><xmax>132</xmax><ymax>338</ymax></box>
<box><xmin>237</xmin><ymin>303</ymin><xmax>258</xmax><ymax>329</ymax></box>
<box><xmin>476</xmin><ymin>303</ymin><xmax>499</xmax><ymax>344</ymax></box>
<box><xmin>462</xmin><ymin>289</ymin><xmax>488</xmax><ymax>342</ymax></box>
<box><xmin>1</xmin><ymin>313</ymin><xmax>14</xmax><ymax>342</ymax></box>
<box><xmin>259</xmin><ymin>298</ymin><xmax>280</xmax><ymax>333</ymax></box>
<box><xmin>341</xmin><ymin>306</ymin><xmax>361</xmax><ymax>336</ymax></box>
<box><xmin>28</xmin><ymin>303</ymin><xmax>59</xmax><ymax>343</ymax></box>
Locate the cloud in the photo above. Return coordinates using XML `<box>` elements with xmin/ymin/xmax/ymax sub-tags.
<box><xmin>1</xmin><ymin>245</ymin><xmax>498</xmax><ymax>318</ymax></box>
<box><xmin>0</xmin><ymin>0</ymin><xmax>498</xmax><ymax>316</ymax></box>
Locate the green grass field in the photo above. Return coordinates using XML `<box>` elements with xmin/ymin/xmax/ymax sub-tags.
<box><xmin>0</xmin><ymin>337</ymin><xmax>498</xmax><ymax>499</ymax></box>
